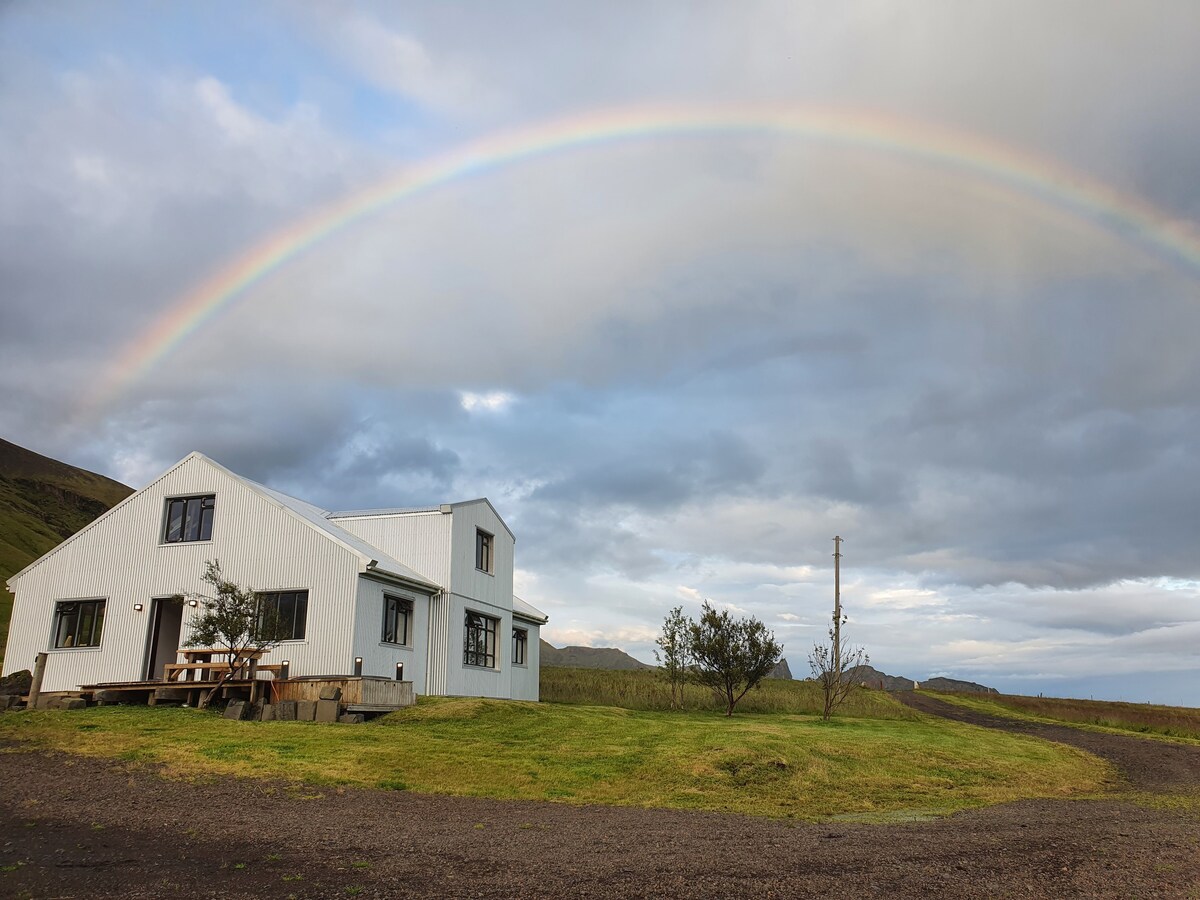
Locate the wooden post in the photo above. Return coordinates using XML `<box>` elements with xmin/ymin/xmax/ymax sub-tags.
<box><xmin>27</xmin><ymin>652</ymin><xmax>49</xmax><ymax>709</ymax></box>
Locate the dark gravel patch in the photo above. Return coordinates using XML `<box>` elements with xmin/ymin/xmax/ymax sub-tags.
<box><xmin>2</xmin><ymin>742</ymin><xmax>1199</xmax><ymax>899</ymax></box>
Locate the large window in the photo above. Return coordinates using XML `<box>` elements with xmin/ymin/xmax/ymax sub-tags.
<box><xmin>382</xmin><ymin>595</ymin><xmax>413</xmax><ymax>646</ymax></box>
<box><xmin>512</xmin><ymin>627</ymin><xmax>528</xmax><ymax>666</ymax></box>
<box><xmin>464</xmin><ymin>611</ymin><xmax>498</xmax><ymax>668</ymax></box>
<box><xmin>476</xmin><ymin>529</ymin><xmax>493</xmax><ymax>574</ymax></box>
<box><xmin>256</xmin><ymin>590</ymin><xmax>308</xmax><ymax>641</ymax></box>
<box><xmin>53</xmin><ymin>599</ymin><xmax>106</xmax><ymax>649</ymax></box>
<box><xmin>163</xmin><ymin>494</ymin><xmax>215</xmax><ymax>543</ymax></box>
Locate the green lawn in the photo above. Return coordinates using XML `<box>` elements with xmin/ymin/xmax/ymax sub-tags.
<box><xmin>0</xmin><ymin>697</ymin><xmax>1115</xmax><ymax>821</ymax></box>
<box><xmin>925</xmin><ymin>691</ymin><xmax>1200</xmax><ymax>746</ymax></box>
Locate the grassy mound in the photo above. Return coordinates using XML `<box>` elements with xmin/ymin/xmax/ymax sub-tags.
<box><xmin>0</xmin><ymin>698</ymin><xmax>1113</xmax><ymax>821</ymax></box>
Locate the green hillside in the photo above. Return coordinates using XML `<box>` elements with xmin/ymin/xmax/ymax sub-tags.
<box><xmin>0</xmin><ymin>438</ymin><xmax>133</xmax><ymax>666</ymax></box>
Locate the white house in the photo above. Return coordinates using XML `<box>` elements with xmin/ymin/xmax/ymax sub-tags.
<box><xmin>1</xmin><ymin>452</ymin><xmax>546</xmax><ymax>699</ymax></box>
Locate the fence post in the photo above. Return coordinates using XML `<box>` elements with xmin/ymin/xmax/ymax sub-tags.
<box><xmin>28</xmin><ymin>652</ymin><xmax>48</xmax><ymax>709</ymax></box>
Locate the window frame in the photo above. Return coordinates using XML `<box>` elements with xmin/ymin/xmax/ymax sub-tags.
<box><xmin>463</xmin><ymin>610</ymin><xmax>499</xmax><ymax>669</ymax></box>
<box><xmin>475</xmin><ymin>528</ymin><xmax>494</xmax><ymax>575</ymax></box>
<box><xmin>512</xmin><ymin>627</ymin><xmax>528</xmax><ymax>667</ymax></box>
<box><xmin>162</xmin><ymin>494</ymin><xmax>216</xmax><ymax>544</ymax></box>
<box><xmin>381</xmin><ymin>594</ymin><xmax>414</xmax><ymax>647</ymax></box>
<box><xmin>255</xmin><ymin>589</ymin><xmax>309</xmax><ymax>642</ymax></box>
<box><xmin>51</xmin><ymin>598</ymin><xmax>107</xmax><ymax>650</ymax></box>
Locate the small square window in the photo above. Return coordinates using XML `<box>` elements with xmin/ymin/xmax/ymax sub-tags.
<box><xmin>382</xmin><ymin>595</ymin><xmax>413</xmax><ymax>645</ymax></box>
<box><xmin>163</xmin><ymin>495</ymin><xmax>215</xmax><ymax>543</ymax></box>
<box><xmin>53</xmin><ymin>599</ymin><xmax>106</xmax><ymax>648</ymax></box>
<box><xmin>476</xmin><ymin>529</ymin><xmax>493</xmax><ymax>574</ymax></box>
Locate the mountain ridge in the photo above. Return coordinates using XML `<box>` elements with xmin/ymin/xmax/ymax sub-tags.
<box><xmin>0</xmin><ymin>438</ymin><xmax>134</xmax><ymax>665</ymax></box>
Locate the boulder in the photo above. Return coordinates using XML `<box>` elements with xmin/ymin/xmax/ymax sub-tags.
<box><xmin>315</xmin><ymin>698</ymin><xmax>339</xmax><ymax>723</ymax></box>
<box><xmin>223</xmin><ymin>700</ymin><xmax>247</xmax><ymax>720</ymax></box>
<box><xmin>338</xmin><ymin>713</ymin><xmax>365</xmax><ymax>724</ymax></box>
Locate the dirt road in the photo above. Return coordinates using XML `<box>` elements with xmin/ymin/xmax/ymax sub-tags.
<box><xmin>2</xmin><ymin>704</ymin><xmax>1198</xmax><ymax>899</ymax></box>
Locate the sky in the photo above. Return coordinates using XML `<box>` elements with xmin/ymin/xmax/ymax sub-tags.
<box><xmin>2</xmin><ymin>2</ymin><xmax>1198</xmax><ymax>705</ymax></box>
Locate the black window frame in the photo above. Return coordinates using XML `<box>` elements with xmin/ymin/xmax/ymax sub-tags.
<box><xmin>53</xmin><ymin>599</ymin><xmax>106</xmax><ymax>649</ymax></box>
<box><xmin>512</xmin><ymin>627</ymin><xmax>528</xmax><ymax>666</ymax></box>
<box><xmin>255</xmin><ymin>590</ymin><xmax>308</xmax><ymax>642</ymax></box>
<box><xmin>464</xmin><ymin>611</ymin><xmax>498</xmax><ymax>668</ymax></box>
<box><xmin>476</xmin><ymin>528</ymin><xmax>493</xmax><ymax>574</ymax></box>
<box><xmin>382</xmin><ymin>594</ymin><xmax>414</xmax><ymax>646</ymax></box>
<box><xmin>163</xmin><ymin>494</ymin><xmax>216</xmax><ymax>543</ymax></box>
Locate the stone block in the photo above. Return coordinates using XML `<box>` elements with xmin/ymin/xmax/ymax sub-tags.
<box><xmin>248</xmin><ymin>699</ymin><xmax>265</xmax><ymax>721</ymax></box>
<box><xmin>276</xmin><ymin>700</ymin><xmax>297</xmax><ymax>721</ymax></box>
<box><xmin>261</xmin><ymin>703</ymin><xmax>276</xmax><ymax>721</ymax></box>
<box><xmin>315</xmin><ymin>698</ymin><xmax>339</xmax><ymax>723</ymax></box>
<box><xmin>318</xmin><ymin>686</ymin><xmax>342</xmax><ymax>702</ymax></box>
<box><xmin>61</xmin><ymin>698</ymin><xmax>88</xmax><ymax>710</ymax></box>
<box><xmin>296</xmin><ymin>700</ymin><xmax>317</xmax><ymax>721</ymax></box>
<box><xmin>338</xmin><ymin>713</ymin><xmax>365</xmax><ymax>724</ymax></box>
<box><xmin>223</xmin><ymin>700</ymin><xmax>247</xmax><ymax>720</ymax></box>
<box><xmin>0</xmin><ymin>695</ymin><xmax>18</xmax><ymax>711</ymax></box>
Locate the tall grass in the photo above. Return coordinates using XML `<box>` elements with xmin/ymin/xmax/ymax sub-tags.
<box><xmin>541</xmin><ymin>666</ymin><xmax>915</xmax><ymax>719</ymax></box>
<box><xmin>931</xmin><ymin>691</ymin><xmax>1200</xmax><ymax>742</ymax></box>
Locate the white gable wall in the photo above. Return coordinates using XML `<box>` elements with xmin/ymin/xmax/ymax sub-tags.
<box><xmin>3</xmin><ymin>455</ymin><xmax>363</xmax><ymax>692</ymax></box>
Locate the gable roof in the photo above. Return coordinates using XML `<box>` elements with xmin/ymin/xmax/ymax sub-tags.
<box><xmin>213</xmin><ymin>462</ymin><xmax>442</xmax><ymax>592</ymax></box>
<box><xmin>6</xmin><ymin>452</ymin><xmax>442</xmax><ymax>593</ymax></box>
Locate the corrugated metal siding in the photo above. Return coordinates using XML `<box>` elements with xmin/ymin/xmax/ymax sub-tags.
<box><xmin>510</xmin><ymin>623</ymin><xmax>541</xmax><ymax>701</ymax></box>
<box><xmin>332</xmin><ymin>511</ymin><xmax>450</xmax><ymax>588</ymax></box>
<box><xmin>425</xmin><ymin>592</ymin><xmax>450</xmax><ymax>695</ymax></box>
<box><xmin>449</xmin><ymin>501</ymin><xmax>514</xmax><ymax>611</ymax></box>
<box><xmin>3</xmin><ymin>455</ymin><xmax>362</xmax><ymax>692</ymax></box>
<box><xmin>352</xmin><ymin>577</ymin><xmax>432</xmax><ymax>692</ymax></box>
<box><xmin>444</xmin><ymin>592</ymin><xmax>512</xmax><ymax>699</ymax></box>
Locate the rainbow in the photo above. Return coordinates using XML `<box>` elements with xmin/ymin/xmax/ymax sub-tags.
<box><xmin>86</xmin><ymin>103</ymin><xmax>1200</xmax><ymax>415</ymax></box>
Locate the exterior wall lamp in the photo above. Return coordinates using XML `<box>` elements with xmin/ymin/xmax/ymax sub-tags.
<box><xmin>353</xmin><ymin>657</ymin><xmax>363</xmax><ymax>676</ymax></box>
<box><xmin>133</xmin><ymin>603</ymin><xmax>144</xmax><ymax>612</ymax></box>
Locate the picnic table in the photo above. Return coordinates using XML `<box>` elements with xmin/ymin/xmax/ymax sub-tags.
<box><xmin>162</xmin><ymin>648</ymin><xmax>283</xmax><ymax>683</ymax></box>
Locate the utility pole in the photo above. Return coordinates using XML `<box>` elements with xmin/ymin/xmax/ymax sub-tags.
<box><xmin>832</xmin><ymin>535</ymin><xmax>843</xmax><ymax>685</ymax></box>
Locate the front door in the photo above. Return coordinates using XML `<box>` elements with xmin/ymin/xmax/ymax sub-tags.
<box><xmin>144</xmin><ymin>597</ymin><xmax>184</xmax><ymax>681</ymax></box>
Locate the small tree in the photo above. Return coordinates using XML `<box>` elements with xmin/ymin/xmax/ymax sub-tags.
<box><xmin>654</xmin><ymin>605</ymin><xmax>692</xmax><ymax>710</ymax></box>
<box><xmin>688</xmin><ymin>602</ymin><xmax>783</xmax><ymax>717</ymax></box>
<box><xmin>808</xmin><ymin>614</ymin><xmax>869</xmax><ymax>721</ymax></box>
<box><xmin>182</xmin><ymin>560</ymin><xmax>288</xmax><ymax>709</ymax></box>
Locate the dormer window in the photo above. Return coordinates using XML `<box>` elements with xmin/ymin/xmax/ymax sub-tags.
<box><xmin>164</xmin><ymin>494</ymin><xmax>215</xmax><ymax>543</ymax></box>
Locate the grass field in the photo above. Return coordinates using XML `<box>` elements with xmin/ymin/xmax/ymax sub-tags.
<box><xmin>926</xmin><ymin>691</ymin><xmax>1200</xmax><ymax>744</ymax></box>
<box><xmin>0</xmin><ymin>697</ymin><xmax>1114</xmax><ymax>821</ymax></box>
<box><xmin>541</xmin><ymin>666</ymin><xmax>913</xmax><ymax>717</ymax></box>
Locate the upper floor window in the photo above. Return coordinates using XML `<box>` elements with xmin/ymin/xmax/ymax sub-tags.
<box><xmin>53</xmin><ymin>599</ymin><xmax>106</xmax><ymax>649</ymax></box>
<box><xmin>382</xmin><ymin>595</ymin><xmax>413</xmax><ymax>646</ymax></box>
<box><xmin>513</xmin><ymin>627</ymin><xmax>528</xmax><ymax>666</ymax></box>
<box><xmin>476</xmin><ymin>528</ymin><xmax>493</xmax><ymax>574</ymax></box>
<box><xmin>164</xmin><ymin>494</ymin><xmax>215</xmax><ymax>543</ymax></box>
<box><xmin>464</xmin><ymin>611</ymin><xmax>498</xmax><ymax>668</ymax></box>
<box><xmin>256</xmin><ymin>590</ymin><xmax>308</xmax><ymax>641</ymax></box>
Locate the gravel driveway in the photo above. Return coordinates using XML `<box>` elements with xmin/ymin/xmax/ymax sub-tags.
<box><xmin>2</xmin><ymin>702</ymin><xmax>1198</xmax><ymax>899</ymax></box>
